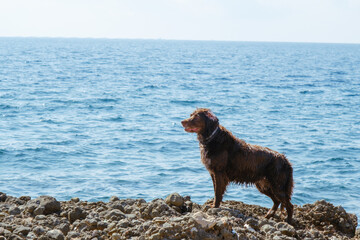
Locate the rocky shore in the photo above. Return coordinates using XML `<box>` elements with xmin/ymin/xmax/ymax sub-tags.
<box><xmin>0</xmin><ymin>192</ymin><xmax>358</xmax><ymax>239</ymax></box>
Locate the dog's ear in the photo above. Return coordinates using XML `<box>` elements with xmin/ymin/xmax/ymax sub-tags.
<box><xmin>205</xmin><ymin>110</ymin><xmax>218</xmax><ymax>122</ymax></box>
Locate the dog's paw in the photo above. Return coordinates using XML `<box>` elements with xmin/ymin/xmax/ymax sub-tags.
<box><xmin>211</xmin><ymin>203</ymin><xmax>220</xmax><ymax>208</ymax></box>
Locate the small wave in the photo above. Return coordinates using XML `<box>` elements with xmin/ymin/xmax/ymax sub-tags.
<box><xmin>97</xmin><ymin>98</ymin><xmax>118</xmax><ymax>103</ymax></box>
<box><xmin>215</xmin><ymin>77</ymin><xmax>231</xmax><ymax>81</ymax></box>
<box><xmin>170</xmin><ymin>100</ymin><xmax>204</xmax><ymax>106</ymax></box>
<box><xmin>299</xmin><ymin>90</ymin><xmax>324</xmax><ymax>94</ymax></box>
<box><xmin>114</xmin><ymin>179</ymin><xmax>136</xmax><ymax>185</ymax></box>
<box><xmin>106</xmin><ymin>116</ymin><xmax>124</xmax><ymax>122</ymax></box>
<box><xmin>268</xmin><ymin>110</ymin><xmax>280</xmax><ymax>114</ymax></box>
<box><xmin>325</xmin><ymin>103</ymin><xmax>344</xmax><ymax>107</ymax></box>
<box><xmin>143</xmin><ymin>84</ymin><xmax>159</xmax><ymax>89</ymax></box>
<box><xmin>45</xmin><ymin>140</ymin><xmax>74</xmax><ymax>146</ymax></box>
<box><xmin>15</xmin><ymin>153</ymin><xmax>26</xmax><ymax>157</ymax></box>
<box><xmin>330</xmin><ymin>71</ymin><xmax>347</xmax><ymax>75</ymax></box>
<box><xmin>327</xmin><ymin>158</ymin><xmax>344</xmax><ymax>162</ymax></box>
<box><xmin>52</xmin><ymin>99</ymin><xmax>83</xmax><ymax>104</ymax></box>
<box><xmin>32</xmin><ymin>165</ymin><xmax>47</xmax><ymax>170</ymax></box>
<box><xmin>285</xmin><ymin>74</ymin><xmax>311</xmax><ymax>78</ymax></box>
<box><xmin>0</xmin><ymin>93</ymin><xmax>16</xmax><ymax>99</ymax></box>
<box><xmin>157</xmin><ymin>173</ymin><xmax>168</xmax><ymax>177</ymax></box>
<box><xmin>345</xmin><ymin>93</ymin><xmax>360</xmax><ymax>97</ymax></box>
<box><xmin>41</xmin><ymin>119</ymin><xmax>60</xmax><ymax>124</ymax></box>
<box><xmin>171</xmin><ymin>166</ymin><xmax>203</xmax><ymax>173</ymax></box>
<box><xmin>313</xmin><ymin>159</ymin><xmax>325</xmax><ymax>164</ymax></box>
<box><xmin>193</xmin><ymin>70</ymin><xmax>208</xmax><ymax>75</ymax></box>
<box><xmin>23</xmin><ymin>147</ymin><xmax>49</xmax><ymax>152</ymax></box>
<box><xmin>0</xmin><ymin>104</ymin><xmax>15</xmax><ymax>110</ymax></box>
<box><xmin>88</xmin><ymin>105</ymin><xmax>114</xmax><ymax>110</ymax></box>
<box><xmin>174</xmin><ymin>61</ymin><xmax>192</xmax><ymax>65</ymax></box>
<box><xmin>55</xmin><ymin>76</ymin><xmax>71</xmax><ymax>81</ymax></box>
<box><xmin>105</xmin><ymin>160</ymin><xmax>127</xmax><ymax>167</ymax></box>
<box><xmin>301</xmin><ymin>83</ymin><xmax>316</xmax><ymax>87</ymax></box>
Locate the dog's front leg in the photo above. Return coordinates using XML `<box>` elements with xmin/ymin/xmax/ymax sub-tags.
<box><xmin>210</xmin><ymin>173</ymin><xmax>216</xmax><ymax>192</ymax></box>
<box><xmin>212</xmin><ymin>172</ymin><xmax>228</xmax><ymax>208</ymax></box>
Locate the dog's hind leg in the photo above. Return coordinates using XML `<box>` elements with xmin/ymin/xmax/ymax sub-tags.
<box><xmin>255</xmin><ymin>180</ymin><xmax>280</xmax><ymax>219</ymax></box>
<box><xmin>273</xmin><ymin>190</ymin><xmax>293</xmax><ymax>223</ymax></box>
<box><xmin>282</xmin><ymin>199</ymin><xmax>293</xmax><ymax>224</ymax></box>
<box><xmin>265</xmin><ymin>197</ymin><xmax>280</xmax><ymax>219</ymax></box>
<box><xmin>278</xmin><ymin>167</ymin><xmax>294</xmax><ymax>223</ymax></box>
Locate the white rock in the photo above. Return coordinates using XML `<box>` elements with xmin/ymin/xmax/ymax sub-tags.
<box><xmin>192</xmin><ymin>211</ymin><xmax>216</xmax><ymax>229</ymax></box>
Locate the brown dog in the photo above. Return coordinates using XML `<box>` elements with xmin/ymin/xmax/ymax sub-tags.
<box><xmin>181</xmin><ymin>108</ymin><xmax>294</xmax><ymax>223</ymax></box>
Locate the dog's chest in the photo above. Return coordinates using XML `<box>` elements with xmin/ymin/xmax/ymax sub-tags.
<box><xmin>199</xmin><ymin>145</ymin><xmax>227</xmax><ymax>171</ymax></box>
<box><xmin>200</xmin><ymin>145</ymin><xmax>211</xmax><ymax>167</ymax></box>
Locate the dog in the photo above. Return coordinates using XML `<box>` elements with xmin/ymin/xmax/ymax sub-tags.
<box><xmin>181</xmin><ymin>108</ymin><xmax>294</xmax><ymax>223</ymax></box>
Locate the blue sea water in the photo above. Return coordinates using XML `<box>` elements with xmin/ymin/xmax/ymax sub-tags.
<box><xmin>0</xmin><ymin>38</ymin><xmax>359</xmax><ymax>218</ymax></box>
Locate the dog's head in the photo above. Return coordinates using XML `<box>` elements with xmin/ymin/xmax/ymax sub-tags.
<box><xmin>181</xmin><ymin>108</ymin><xmax>219</xmax><ymax>134</ymax></box>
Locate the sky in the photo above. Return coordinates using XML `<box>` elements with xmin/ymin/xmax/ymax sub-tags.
<box><xmin>0</xmin><ymin>0</ymin><xmax>360</xmax><ymax>44</ymax></box>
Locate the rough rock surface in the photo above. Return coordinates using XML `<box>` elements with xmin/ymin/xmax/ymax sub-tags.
<box><xmin>0</xmin><ymin>192</ymin><xmax>358</xmax><ymax>239</ymax></box>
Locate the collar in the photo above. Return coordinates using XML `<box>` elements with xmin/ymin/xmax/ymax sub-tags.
<box><xmin>203</xmin><ymin>126</ymin><xmax>220</xmax><ymax>144</ymax></box>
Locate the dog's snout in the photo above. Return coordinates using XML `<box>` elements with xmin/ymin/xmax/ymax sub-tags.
<box><xmin>181</xmin><ymin>119</ymin><xmax>187</xmax><ymax>126</ymax></box>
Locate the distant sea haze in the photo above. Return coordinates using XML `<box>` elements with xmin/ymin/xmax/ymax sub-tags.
<box><xmin>0</xmin><ymin>38</ymin><xmax>359</xmax><ymax>218</ymax></box>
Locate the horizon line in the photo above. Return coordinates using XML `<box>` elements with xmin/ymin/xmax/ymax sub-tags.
<box><xmin>1</xmin><ymin>35</ymin><xmax>360</xmax><ymax>45</ymax></box>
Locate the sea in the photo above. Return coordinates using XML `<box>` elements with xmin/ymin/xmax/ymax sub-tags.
<box><xmin>0</xmin><ymin>37</ymin><xmax>359</xmax><ymax>218</ymax></box>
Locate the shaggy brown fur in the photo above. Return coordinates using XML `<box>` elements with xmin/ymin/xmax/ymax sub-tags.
<box><xmin>181</xmin><ymin>108</ymin><xmax>294</xmax><ymax>223</ymax></box>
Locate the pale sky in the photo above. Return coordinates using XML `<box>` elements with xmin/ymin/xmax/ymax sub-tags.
<box><xmin>1</xmin><ymin>0</ymin><xmax>360</xmax><ymax>43</ymax></box>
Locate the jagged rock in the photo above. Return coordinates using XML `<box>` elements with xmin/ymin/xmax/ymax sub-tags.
<box><xmin>275</xmin><ymin>222</ymin><xmax>296</xmax><ymax>237</ymax></box>
<box><xmin>32</xmin><ymin>226</ymin><xmax>45</xmax><ymax>236</ymax></box>
<box><xmin>141</xmin><ymin>199</ymin><xmax>179</xmax><ymax>219</ymax></box>
<box><xmin>56</xmin><ymin>223</ymin><xmax>70</xmax><ymax>235</ymax></box>
<box><xmin>70</xmin><ymin>197</ymin><xmax>80</xmax><ymax>203</ymax></box>
<box><xmin>34</xmin><ymin>206</ymin><xmax>45</xmax><ymax>215</ymax></box>
<box><xmin>245</xmin><ymin>217</ymin><xmax>260</xmax><ymax>231</ymax></box>
<box><xmin>296</xmin><ymin>199</ymin><xmax>357</xmax><ymax>237</ymax></box>
<box><xmin>261</xmin><ymin>224</ymin><xmax>276</xmax><ymax>234</ymax></box>
<box><xmin>192</xmin><ymin>211</ymin><xmax>216</xmax><ymax>229</ymax></box>
<box><xmin>111</xmin><ymin>233</ymin><xmax>122</xmax><ymax>240</ymax></box>
<box><xmin>104</xmin><ymin>209</ymin><xmax>125</xmax><ymax>220</ymax></box>
<box><xmin>26</xmin><ymin>196</ymin><xmax>60</xmax><ymax>215</ymax></box>
<box><xmin>108</xmin><ymin>201</ymin><xmax>125</xmax><ymax>212</ymax></box>
<box><xmin>19</xmin><ymin>196</ymin><xmax>31</xmax><ymax>202</ymax></box>
<box><xmin>13</xmin><ymin>226</ymin><xmax>31</xmax><ymax>236</ymax></box>
<box><xmin>109</xmin><ymin>196</ymin><xmax>119</xmax><ymax>202</ymax></box>
<box><xmin>9</xmin><ymin>206</ymin><xmax>21</xmax><ymax>215</ymax></box>
<box><xmin>68</xmin><ymin>207</ymin><xmax>87</xmax><ymax>223</ymax></box>
<box><xmin>97</xmin><ymin>221</ymin><xmax>108</xmax><ymax>230</ymax></box>
<box><xmin>165</xmin><ymin>193</ymin><xmax>184</xmax><ymax>207</ymax></box>
<box><xmin>0</xmin><ymin>193</ymin><xmax>6</xmax><ymax>202</ymax></box>
<box><xmin>27</xmin><ymin>232</ymin><xmax>37</xmax><ymax>239</ymax></box>
<box><xmin>45</xmin><ymin>229</ymin><xmax>64</xmax><ymax>240</ymax></box>
<box><xmin>67</xmin><ymin>231</ymin><xmax>80</xmax><ymax>238</ymax></box>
